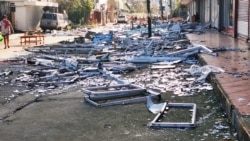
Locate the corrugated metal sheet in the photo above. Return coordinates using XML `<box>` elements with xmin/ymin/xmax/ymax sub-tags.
<box><xmin>188</xmin><ymin>1</ymin><xmax>197</xmax><ymax>22</ymax></box>
<box><xmin>211</xmin><ymin>0</ymin><xmax>219</xmax><ymax>28</ymax></box>
<box><xmin>204</xmin><ymin>0</ymin><xmax>210</xmax><ymax>23</ymax></box>
<box><xmin>0</xmin><ymin>2</ymin><xmax>10</xmax><ymax>17</ymax></box>
<box><xmin>189</xmin><ymin>1</ymin><xmax>196</xmax><ymax>16</ymax></box>
<box><xmin>249</xmin><ymin>0</ymin><xmax>250</xmax><ymax>39</ymax></box>
<box><xmin>199</xmin><ymin>0</ymin><xmax>205</xmax><ymax>24</ymax></box>
<box><xmin>238</xmin><ymin>0</ymin><xmax>248</xmax><ymax>37</ymax></box>
<box><xmin>219</xmin><ymin>0</ymin><xmax>229</xmax><ymax>31</ymax></box>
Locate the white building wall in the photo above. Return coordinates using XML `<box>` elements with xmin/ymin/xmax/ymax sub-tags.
<box><xmin>11</xmin><ymin>0</ymin><xmax>57</xmax><ymax>31</ymax></box>
<box><xmin>25</xmin><ymin>6</ymin><xmax>43</xmax><ymax>30</ymax></box>
<box><xmin>15</xmin><ymin>6</ymin><xmax>26</xmax><ymax>30</ymax></box>
<box><xmin>15</xmin><ymin>4</ymin><xmax>48</xmax><ymax>31</ymax></box>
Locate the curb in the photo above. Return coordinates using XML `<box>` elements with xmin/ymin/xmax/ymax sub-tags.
<box><xmin>198</xmin><ymin>53</ymin><xmax>250</xmax><ymax>141</ymax></box>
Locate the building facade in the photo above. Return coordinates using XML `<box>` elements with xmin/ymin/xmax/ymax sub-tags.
<box><xmin>187</xmin><ymin>0</ymin><xmax>250</xmax><ymax>41</ymax></box>
<box><xmin>0</xmin><ymin>0</ymin><xmax>58</xmax><ymax>31</ymax></box>
<box><xmin>237</xmin><ymin>0</ymin><xmax>249</xmax><ymax>39</ymax></box>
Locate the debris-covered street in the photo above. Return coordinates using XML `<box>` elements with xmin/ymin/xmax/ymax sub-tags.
<box><xmin>0</xmin><ymin>23</ymin><xmax>244</xmax><ymax>141</ymax></box>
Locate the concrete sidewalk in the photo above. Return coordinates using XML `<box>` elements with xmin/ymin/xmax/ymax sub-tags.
<box><xmin>0</xmin><ymin>33</ymin><xmax>77</xmax><ymax>61</ymax></box>
<box><xmin>186</xmin><ymin>30</ymin><xmax>250</xmax><ymax>141</ymax></box>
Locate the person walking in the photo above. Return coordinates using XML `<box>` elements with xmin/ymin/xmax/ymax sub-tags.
<box><xmin>0</xmin><ymin>15</ymin><xmax>14</xmax><ymax>49</ymax></box>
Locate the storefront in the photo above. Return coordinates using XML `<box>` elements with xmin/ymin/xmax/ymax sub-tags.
<box><xmin>204</xmin><ymin>0</ymin><xmax>210</xmax><ymax>23</ymax></box>
<box><xmin>188</xmin><ymin>1</ymin><xmax>196</xmax><ymax>22</ymax></box>
<box><xmin>188</xmin><ymin>0</ymin><xmax>250</xmax><ymax>39</ymax></box>
<box><xmin>210</xmin><ymin>0</ymin><xmax>219</xmax><ymax>29</ymax></box>
<box><xmin>219</xmin><ymin>0</ymin><xmax>234</xmax><ymax>36</ymax></box>
<box><xmin>237</xmin><ymin>0</ymin><xmax>249</xmax><ymax>39</ymax></box>
<box><xmin>196</xmin><ymin>0</ymin><xmax>211</xmax><ymax>24</ymax></box>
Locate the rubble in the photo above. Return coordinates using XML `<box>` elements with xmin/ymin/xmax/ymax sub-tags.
<box><xmin>147</xmin><ymin>96</ymin><xmax>197</xmax><ymax>128</ymax></box>
<box><xmin>185</xmin><ymin>65</ymin><xmax>224</xmax><ymax>82</ymax></box>
<box><xmin>0</xmin><ymin>21</ymin><xmax>229</xmax><ymax>131</ymax></box>
<box><xmin>146</xmin><ymin>96</ymin><xmax>166</xmax><ymax>114</ymax></box>
<box><xmin>84</xmin><ymin>89</ymin><xmax>161</xmax><ymax>107</ymax></box>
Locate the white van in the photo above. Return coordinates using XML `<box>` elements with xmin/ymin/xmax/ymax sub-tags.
<box><xmin>117</xmin><ymin>15</ymin><xmax>127</xmax><ymax>23</ymax></box>
<box><xmin>40</xmin><ymin>13</ymin><xmax>69</xmax><ymax>31</ymax></box>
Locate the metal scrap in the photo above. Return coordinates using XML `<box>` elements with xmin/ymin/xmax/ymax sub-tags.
<box><xmin>147</xmin><ymin>96</ymin><xmax>197</xmax><ymax>128</ymax></box>
<box><xmin>146</xmin><ymin>96</ymin><xmax>166</xmax><ymax>114</ymax></box>
<box><xmin>84</xmin><ymin>89</ymin><xmax>161</xmax><ymax>107</ymax></box>
<box><xmin>82</xmin><ymin>84</ymin><xmax>146</xmax><ymax>100</ymax></box>
<box><xmin>185</xmin><ymin>65</ymin><xmax>225</xmax><ymax>82</ymax></box>
<box><xmin>0</xmin><ymin>21</ymin><xmax>226</xmax><ymax>131</ymax></box>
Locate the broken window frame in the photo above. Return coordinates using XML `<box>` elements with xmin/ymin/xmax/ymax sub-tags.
<box><xmin>148</xmin><ymin>103</ymin><xmax>197</xmax><ymax>128</ymax></box>
<box><xmin>84</xmin><ymin>90</ymin><xmax>161</xmax><ymax>107</ymax></box>
<box><xmin>82</xmin><ymin>84</ymin><xmax>146</xmax><ymax>100</ymax></box>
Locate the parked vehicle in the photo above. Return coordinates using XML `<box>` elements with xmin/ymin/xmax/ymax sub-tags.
<box><xmin>40</xmin><ymin>13</ymin><xmax>69</xmax><ymax>31</ymax></box>
<box><xmin>117</xmin><ymin>15</ymin><xmax>127</xmax><ymax>23</ymax></box>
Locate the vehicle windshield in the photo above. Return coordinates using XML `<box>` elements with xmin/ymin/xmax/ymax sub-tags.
<box><xmin>42</xmin><ymin>14</ymin><xmax>57</xmax><ymax>20</ymax></box>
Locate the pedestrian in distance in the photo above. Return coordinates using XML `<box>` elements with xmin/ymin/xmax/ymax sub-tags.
<box><xmin>0</xmin><ymin>15</ymin><xmax>14</xmax><ymax>49</ymax></box>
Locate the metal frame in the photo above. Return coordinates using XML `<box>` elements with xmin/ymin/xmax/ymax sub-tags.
<box><xmin>148</xmin><ymin>103</ymin><xmax>197</xmax><ymax>128</ymax></box>
<box><xmin>82</xmin><ymin>84</ymin><xmax>146</xmax><ymax>100</ymax></box>
<box><xmin>84</xmin><ymin>90</ymin><xmax>161</xmax><ymax>107</ymax></box>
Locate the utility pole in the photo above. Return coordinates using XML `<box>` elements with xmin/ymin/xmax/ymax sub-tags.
<box><xmin>147</xmin><ymin>0</ymin><xmax>152</xmax><ymax>37</ymax></box>
<box><xmin>159</xmin><ymin>0</ymin><xmax>163</xmax><ymax>20</ymax></box>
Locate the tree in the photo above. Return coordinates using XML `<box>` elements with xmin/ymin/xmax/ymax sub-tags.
<box><xmin>172</xmin><ymin>0</ymin><xmax>187</xmax><ymax>18</ymax></box>
<box><xmin>57</xmin><ymin>0</ymin><xmax>94</xmax><ymax>24</ymax></box>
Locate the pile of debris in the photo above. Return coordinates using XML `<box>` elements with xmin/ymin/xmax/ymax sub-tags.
<box><xmin>1</xmin><ymin>21</ymin><xmax>225</xmax><ymax>128</ymax></box>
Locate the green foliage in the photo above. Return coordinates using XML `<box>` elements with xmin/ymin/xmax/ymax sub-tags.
<box><xmin>175</xmin><ymin>0</ymin><xmax>187</xmax><ymax>9</ymax></box>
<box><xmin>58</xmin><ymin>0</ymin><xmax>94</xmax><ymax>24</ymax></box>
<box><xmin>172</xmin><ymin>0</ymin><xmax>187</xmax><ymax>18</ymax></box>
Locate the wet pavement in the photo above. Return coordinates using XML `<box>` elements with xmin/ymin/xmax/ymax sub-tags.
<box><xmin>186</xmin><ymin>30</ymin><xmax>250</xmax><ymax>140</ymax></box>
<box><xmin>0</xmin><ymin>27</ymin><xmax>248</xmax><ymax>140</ymax></box>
